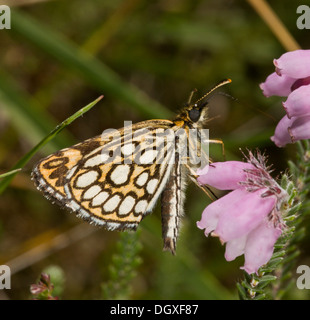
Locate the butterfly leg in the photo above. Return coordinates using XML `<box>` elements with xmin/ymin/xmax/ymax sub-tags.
<box><xmin>208</xmin><ymin>138</ymin><xmax>225</xmax><ymax>160</ymax></box>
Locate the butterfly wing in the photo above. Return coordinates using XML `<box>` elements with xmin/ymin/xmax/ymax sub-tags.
<box><xmin>32</xmin><ymin>120</ymin><xmax>176</xmax><ymax>231</ymax></box>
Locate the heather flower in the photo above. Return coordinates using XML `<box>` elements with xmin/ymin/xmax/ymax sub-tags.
<box><xmin>30</xmin><ymin>273</ymin><xmax>58</xmax><ymax>300</ymax></box>
<box><xmin>260</xmin><ymin>49</ymin><xmax>310</xmax><ymax>147</ymax></box>
<box><xmin>196</xmin><ymin>152</ymin><xmax>288</xmax><ymax>274</ymax></box>
<box><xmin>271</xmin><ymin>114</ymin><xmax>310</xmax><ymax>147</ymax></box>
<box><xmin>197</xmin><ymin>161</ymin><xmax>255</xmax><ymax>190</ymax></box>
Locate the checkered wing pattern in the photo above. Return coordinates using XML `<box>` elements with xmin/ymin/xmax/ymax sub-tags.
<box><xmin>32</xmin><ymin>120</ymin><xmax>177</xmax><ymax>232</ymax></box>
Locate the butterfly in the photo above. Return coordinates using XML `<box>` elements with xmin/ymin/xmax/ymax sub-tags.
<box><xmin>32</xmin><ymin>79</ymin><xmax>231</xmax><ymax>254</ymax></box>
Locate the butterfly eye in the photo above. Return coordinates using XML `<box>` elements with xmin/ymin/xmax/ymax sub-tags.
<box><xmin>188</xmin><ymin>108</ymin><xmax>200</xmax><ymax>122</ymax></box>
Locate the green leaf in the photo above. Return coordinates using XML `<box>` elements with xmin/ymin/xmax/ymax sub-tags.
<box><xmin>253</xmin><ymin>293</ymin><xmax>267</xmax><ymax>300</ymax></box>
<box><xmin>256</xmin><ymin>275</ymin><xmax>278</xmax><ymax>283</ymax></box>
<box><xmin>236</xmin><ymin>283</ymin><xmax>247</xmax><ymax>300</ymax></box>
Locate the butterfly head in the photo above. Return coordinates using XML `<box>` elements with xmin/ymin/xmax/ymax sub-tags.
<box><xmin>175</xmin><ymin>79</ymin><xmax>232</xmax><ymax>128</ymax></box>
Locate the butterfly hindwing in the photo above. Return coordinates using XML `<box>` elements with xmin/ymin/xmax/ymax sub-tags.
<box><xmin>32</xmin><ymin>120</ymin><xmax>177</xmax><ymax>231</ymax></box>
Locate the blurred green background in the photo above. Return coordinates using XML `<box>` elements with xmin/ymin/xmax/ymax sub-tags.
<box><xmin>0</xmin><ymin>0</ymin><xmax>310</xmax><ymax>300</ymax></box>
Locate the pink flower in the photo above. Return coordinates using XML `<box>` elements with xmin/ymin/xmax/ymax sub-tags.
<box><xmin>197</xmin><ymin>152</ymin><xmax>288</xmax><ymax>274</ymax></box>
<box><xmin>30</xmin><ymin>273</ymin><xmax>58</xmax><ymax>300</ymax></box>
<box><xmin>260</xmin><ymin>72</ymin><xmax>295</xmax><ymax>97</ymax></box>
<box><xmin>197</xmin><ymin>161</ymin><xmax>255</xmax><ymax>190</ymax></box>
<box><xmin>260</xmin><ymin>49</ymin><xmax>310</xmax><ymax>147</ymax></box>
<box><xmin>282</xmin><ymin>85</ymin><xmax>310</xmax><ymax>118</ymax></box>
<box><xmin>271</xmin><ymin>114</ymin><xmax>310</xmax><ymax>147</ymax></box>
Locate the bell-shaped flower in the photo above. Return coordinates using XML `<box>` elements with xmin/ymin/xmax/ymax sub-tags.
<box><xmin>273</xmin><ymin>50</ymin><xmax>310</xmax><ymax>79</ymax></box>
<box><xmin>197</xmin><ymin>151</ymin><xmax>288</xmax><ymax>274</ymax></box>
<box><xmin>271</xmin><ymin>114</ymin><xmax>310</xmax><ymax>147</ymax></box>
<box><xmin>282</xmin><ymin>85</ymin><xmax>310</xmax><ymax>118</ymax></box>
<box><xmin>260</xmin><ymin>72</ymin><xmax>295</xmax><ymax>97</ymax></box>
<box><xmin>240</xmin><ymin>222</ymin><xmax>282</xmax><ymax>274</ymax></box>
<box><xmin>197</xmin><ymin>161</ymin><xmax>256</xmax><ymax>190</ymax></box>
<box><xmin>270</xmin><ymin>115</ymin><xmax>294</xmax><ymax>147</ymax></box>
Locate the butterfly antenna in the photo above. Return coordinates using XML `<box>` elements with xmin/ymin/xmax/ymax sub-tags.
<box><xmin>194</xmin><ymin>79</ymin><xmax>232</xmax><ymax>105</ymax></box>
<box><xmin>215</xmin><ymin>91</ymin><xmax>238</xmax><ymax>102</ymax></box>
<box><xmin>187</xmin><ymin>88</ymin><xmax>198</xmax><ymax>105</ymax></box>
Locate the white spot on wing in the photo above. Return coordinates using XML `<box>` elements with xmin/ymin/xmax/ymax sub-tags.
<box><xmin>121</xmin><ymin>143</ymin><xmax>135</xmax><ymax>156</ymax></box>
<box><xmin>66</xmin><ymin>165</ymin><xmax>78</xmax><ymax>180</ymax></box>
<box><xmin>76</xmin><ymin>170</ymin><xmax>99</xmax><ymax>188</ymax></box>
<box><xmin>139</xmin><ymin>149</ymin><xmax>158</xmax><ymax>164</ymax></box>
<box><xmin>146</xmin><ymin>179</ymin><xmax>158</xmax><ymax>194</ymax></box>
<box><xmin>91</xmin><ymin>191</ymin><xmax>109</xmax><ymax>206</ymax></box>
<box><xmin>134</xmin><ymin>200</ymin><xmax>148</xmax><ymax>214</ymax></box>
<box><xmin>85</xmin><ymin>154</ymin><xmax>109</xmax><ymax>167</ymax></box>
<box><xmin>110</xmin><ymin>164</ymin><xmax>130</xmax><ymax>185</ymax></box>
<box><xmin>103</xmin><ymin>194</ymin><xmax>121</xmax><ymax>212</ymax></box>
<box><xmin>83</xmin><ymin>185</ymin><xmax>102</xmax><ymax>200</ymax></box>
<box><xmin>118</xmin><ymin>196</ymin><xmax>136</xmax><ymax>215</ymax></box>
<box><xmin>136</xmin><ymin>172</ymin><xmax>149</xmax><ymax>187</ymax></box>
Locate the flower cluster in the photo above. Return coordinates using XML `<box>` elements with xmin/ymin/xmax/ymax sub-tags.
<box><xmin>196</xmin><ymin>152</ymin><xmax>288</xmax><ymax>274</ymax></box>
<box><xmin>260</xmin><ymin>49</ymin><xmax>310</xmax><ymax>147</ymax></box>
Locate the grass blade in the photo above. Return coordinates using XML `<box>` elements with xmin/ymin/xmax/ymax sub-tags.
<box><xmin>0</xmin><ymin>168</ymin><xmax>22</xmax><ymax>179</ymax></box>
